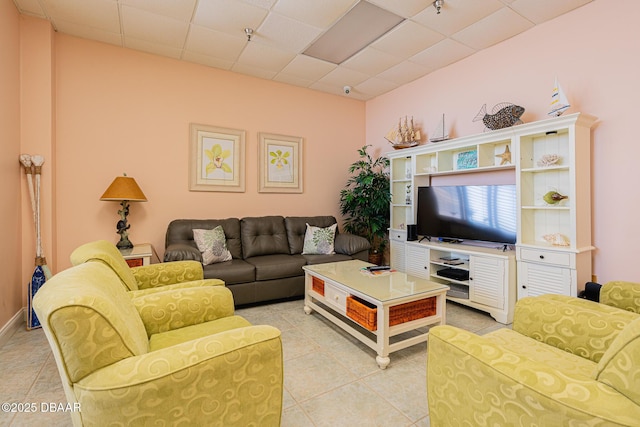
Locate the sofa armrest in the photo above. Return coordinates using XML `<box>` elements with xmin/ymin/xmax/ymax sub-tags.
<box><xmin>427</xmin><ymin>325</ymin><xmax>640</xmax><ymax>426</ymax></box>
<box><xmin>334</xmin><ymin>233</ymin><xmax>370</xmax><ymax>256</ymax></box>
<box><xmin>600</xmin><ymin>281</ymin><xmax>640</xmax><ymax>314</ymax></box>
<box><xmin>74</xmin><ymin>325</ymin><xmax>282</xmax><ymax>427</ymax></box>
<box><xmin>131</xmin><ymin>286</ymin><xmax>235</xmax><ymax>336</ymax></box>
<box><xmin>131</xmin><ymin>260</ymin><xmax>204</xmax><ymax>289</ymax></box>
<box><xmin>513</xmin><ymin>294</ymin><xmax>637</xmax><ymax>363</ymax></box>
<box><xmin>163</xmin><ymin>243</ymin><xmax>202</xmax><ymax>262</ymax></box>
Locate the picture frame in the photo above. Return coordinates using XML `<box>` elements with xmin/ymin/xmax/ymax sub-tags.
<box><xmin>189</xmin><ymin>123</ymin><xmax>245</xmax><ymax>192</ymax></box>
<box><xmin>258</xmin><ymin>132</ymin><xmax>304</xmax><ymax>193</ymax></box>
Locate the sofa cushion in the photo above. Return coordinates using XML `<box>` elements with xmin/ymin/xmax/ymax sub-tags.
<box><xmin>165</xmin><ymin>219</ymin><xmax>242</xmax><ymax>260</ymax></box>
<box><xmin>245</xmin><ymin>254</ymin><xmax>307</xmax><ymax>281</ymax></box>
<box><xmin>303</xmin><ymin>223</ymin><xmax>337</xmax><ymax>255</ymax></box>
<box><xmin>241</xmin><ymin>216</ymin><xmax>290</xmax><ymax>258</ymax></box>
<box><xmin>302</xmin><ymin>253</ymin><xmax>353</xmax><ymax>265</ymax></box>
<box><xmin>202</xmin><ymin>259</ymin><xmax>255</xmax><ymax>285</ymax></box>
<box><xmin>285</xmin><ymin>216</ymin><xmax>338</xmax><ymax>254</ymax></box>
<box><xmin>193</xmin><ymin>227</ymin><xmax>232</xmax><ymax>265</ymax></box>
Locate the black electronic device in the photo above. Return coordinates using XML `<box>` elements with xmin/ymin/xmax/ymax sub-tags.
<box><xmin>416</xmin><ymin>185</ymin><xmax>517</xmax><ymax>245</ymax></box>
<box><xmin>407</xmin><ymin>224</ymin><xmax>418</xmax><ymax>241</ymax></box>
<box><xmin>437</xmin><ymin>267</ymin><xmax>469</xmax><ymax>281</ymax></box>
<box><xmin>368</xmin><ymin>265</ymin><xmax>390</xmax><ymax>271</ymax></box>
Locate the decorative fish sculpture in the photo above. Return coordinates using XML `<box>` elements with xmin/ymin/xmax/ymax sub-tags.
<box><xmin>543</xmin><ymin>190</ymin><xmax>568</xmax><ymax>205</ymax></box>
<box><xmin>474</xmin><ymin>102</ymin><xmax>525</xmax><ymax>130</ymax></box>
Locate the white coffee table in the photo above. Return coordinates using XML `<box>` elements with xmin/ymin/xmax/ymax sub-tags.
<box><xmin>303</xmin><ymin>260</ymin><xmax>449</xmax><ymax>369</ymax></box>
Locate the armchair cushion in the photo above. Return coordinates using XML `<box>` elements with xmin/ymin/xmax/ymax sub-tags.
<box><xmin>130</xmin><ymin>260</ymin><xmax>205</xmax><ymax>289</ymax></box>
<box><xmin>132</xmin><ymin>285</ymin><xmax>235</xmax><ymax>336</ymax></box>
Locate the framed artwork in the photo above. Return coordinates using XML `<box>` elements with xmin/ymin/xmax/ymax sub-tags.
<box><xmin>258</xmin><ymin>132</ymin><xmax>303</xmax><ymax>193</ymax></box>
<box><xmin>189</xmin><ymin>123</ymin><xmax>245</xmax><ymax>192</ymax></box>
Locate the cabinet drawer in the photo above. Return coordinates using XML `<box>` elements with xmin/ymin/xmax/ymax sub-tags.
<box><xmin>324</xmin><ymin>283</ymin><xmax>348</xmax><ymax>313</ymax></box>
<box><xmin>519</xmin><ymin>248</ymin><xmax>572</xmax><ymax>268</ymax></box>
<box><xmin>390</xmin><ymin>230</ymin><xmax>407</xmax><ymax>241</ymax></box>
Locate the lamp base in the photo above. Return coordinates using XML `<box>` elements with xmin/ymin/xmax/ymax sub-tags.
<box><xmin>116</xmin><ymin>237</ymin><xmax>133</xmax><ymax>250</ymax></box>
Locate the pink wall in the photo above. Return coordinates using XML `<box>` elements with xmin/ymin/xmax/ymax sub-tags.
<box><xmin>366</xmin><ymin>0</ymin><xmax>639</xmax><ymax>283</ymax></box>
<box><xmin>53</xmin><ymin>35</ymin><xmax>366</xmax><ymax>271</ymax></box>
<box><xmin>0</xmin><ymin>0</ymin><xmax>22</xmax><ymax>329</ymax></box>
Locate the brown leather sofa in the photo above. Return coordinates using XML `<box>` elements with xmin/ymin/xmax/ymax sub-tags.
<box><xmin>164</xmin><ymin>216</ymin><xmax>370</xmax><ymax>306</ymax></box>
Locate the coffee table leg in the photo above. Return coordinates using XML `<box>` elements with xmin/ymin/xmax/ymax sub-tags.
<box><xmin>304</xmin><ymin>304</ymin><xmax>313</xmax><ymax>315</ymax></box>
<box><xmin>376</xmin><ymin>355</ymin><xmax>390</xmax><ymax>370</ymax></box>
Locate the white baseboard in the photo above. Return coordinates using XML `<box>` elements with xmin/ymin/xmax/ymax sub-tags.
<box><xmin>0</xmin><ymin>308</ymin><xmax>25</xmax><ymax>349</ymax></box>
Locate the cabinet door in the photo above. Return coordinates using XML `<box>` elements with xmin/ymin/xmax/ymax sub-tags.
<box><xmin>517</xmin><ymin>262</ymin><xmax>572</xmax><ymax>298</ymax></box>
<box><xmin>406</xmin><ymin>245</ymin><xmax>429</xmax><ymax>279</ymax></box>
<box><xmin>469</xmin><ymin>256</ymin><xmax>505</xmax><ymax>309</ymax></box>
<box><xmin>390</xmin><ymin>240</ymin><xmax>406</xmax><ymax>271</ymax></box>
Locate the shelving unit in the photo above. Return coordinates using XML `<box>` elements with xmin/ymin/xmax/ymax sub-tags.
<box><xmin>388</xmin><ymin>113</ymin><xmax>597</xmax><ymax>314</ymax></box>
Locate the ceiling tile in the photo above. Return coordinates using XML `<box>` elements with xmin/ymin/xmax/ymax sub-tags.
<box><xmin>273</xmin><ymin>0</ymin><xmax>357</xmax><ymax>29</ymax></box>
<box><xmin>52</xmin><ymin>19</ymin><xmax>122</xmax><ymax>46</ymax></box>
<box><xmin>341</xmin><ymin>47</ymin><xmax>401</xmax><ymax>76</ymax></box>
<box><xmin>122</xmin><ymin>6</ymin><xmax>189</xmax><ymax>49</ymax></box>
<box><xmin>237</xmin><ymin>0</ymin><xmax>277</xmax><ymax>10</ymax></box>
<box><xmin>13</xmin><ymin>0</ymin><xmax>47</xmax><ymax>17</ymax></box>
<box><xmin>368</xmin><ymin>0</ymin><xmax>432</xmax><ymax>18</ymax></box>
<box><xmin>231</xmin><ymin>63</ymin><xmax>278</xmax><ymax>79</ymax></box>
<box><xmin>256</xmin><ymin>13</ymin><xmax>323</xmax><ymax>52</ymax></box>
<box><xmin>409</xmin><ymin>38</ymin><xmax>475</xmax><ymax>72</ymax></box>
<box><xmin>184</xmin><ymin>25</ymin><xmax>246</xmax><ymax>61</ymax></box>
<box><xmin>315</xmin><ymin>66</ymin><xmax>370</xmax><ymax>87</ymax></box>
<box><xmin>273</xmin><ymin>73</ymin><xmax>315</xmax><ymax>88</ymax></box>
<box><xmin>510</xmin><ymin>0</ymin><xmax>593</xmax><ymax>24</ymax></box>
<box><xmin>371</xmin><ymin>20</ymin><xmax>444</xmax><ymax>59</ymax></box>
<box><xmin>41</xmin><ymin>0</ymin><xmax>120</xmax><ymax>32</ymax></box>
<box><xmin>412</xmin><ymin>0</ymin><xmax>504</xmax><ymax>36</ymax></box>
<box><xmin>376</xmin><ymin>60</ymin><xmax>430</xmax><ymax>85</ymax></box>
<box><xmin>235</xmin><ymin>42</ymin><xmax>296</xmax><ymax>73</ymax></box>
<box><xmin>120</xmin><ymin>0</ymin><xmax>197</xmax><ymax>22</ymax></box>
<box><xmin>278</xmin><ymin>55</ymin><xmax>336</xmax><ymax>81</ymax></box>
<box><xmin>451</xmin><ymin>7</ymin><xmax>534</xmax><ymax>50</ymax></box>
<box><xmin>124</xmin><ymin>37</ymin><xmax>182</xmax><ymax>59</ymax></box>
<box><xmin>182</xmin><ymin>51</ymin><xmax>234</xmax><ymax>70</ymax></box>
<box><xmin>355</xmin><ymin>76</ymin><xmax>401</xmax><ymax>96</ymax></box>
<box><xmin>192</xmin><ymin>0</ymin><xmax>268</xmax><ymax>34</ymax></box>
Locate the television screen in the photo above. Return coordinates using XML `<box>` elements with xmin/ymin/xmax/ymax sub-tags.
<box><xmin>417</xmin><ymin>185</ymin><xmax>517</xmax><ymax>244</ymax></box>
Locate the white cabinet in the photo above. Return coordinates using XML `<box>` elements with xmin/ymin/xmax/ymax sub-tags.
<box><xmin>405</xmin><ymin>241</ymin><xmax>515</xmax><ymax>324</ymax></box>
<box><xmin>388</xmin><ymin>113</ymin><xmax>596</xmax><ymax>302</ymax></box>
<box><xmin>389</xmin><ymin>232</ymin><xmax>406</xmax><ymax>271</ymax></box>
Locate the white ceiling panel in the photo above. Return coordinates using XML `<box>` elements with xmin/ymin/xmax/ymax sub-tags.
<box><xmin>12</xmin><ymin>0</ymin><xmax>594</xmax><ymax>100</ymax></box>
<box><xmin>273</xmin><ymin>0</ymin><xmax>357</xmax><ymax>29</ymax></box>
<box><xmin>451</xmin><ymin>7</ymin><xmax>534</xmax><ymax>50</ymax></box>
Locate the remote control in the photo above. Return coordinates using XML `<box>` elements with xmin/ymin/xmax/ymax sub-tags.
<box><xmin>368</xmin><ymin>265</ymin><xmax>391</xmax><ymax>271</ymax></box>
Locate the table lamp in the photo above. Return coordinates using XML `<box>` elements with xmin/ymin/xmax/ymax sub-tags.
<box><xmin>100</xmin><ymin>174</ymin><xmax>147</xmax><ymax>249</ymax></box>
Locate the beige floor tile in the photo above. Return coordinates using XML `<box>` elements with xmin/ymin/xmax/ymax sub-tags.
<box><xmin>284</xmin><ymin>351</ymin><xmax>356</xmax><ymax>402</ymax></box>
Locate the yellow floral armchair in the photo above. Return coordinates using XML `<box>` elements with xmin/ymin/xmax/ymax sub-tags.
<box><xmin>70</xmin><ymin>239</ymin><xmax>224</xmax><ymax>296</ymax></box>
<box><xmin>427</xmin><ymin>284</ymin><xmax>640</xmax><ymax>426</ymax></box>
<box><xmin>33</xmin><ymin>261</ymin><xmax>283</xmax><ymax>427</ymax></box>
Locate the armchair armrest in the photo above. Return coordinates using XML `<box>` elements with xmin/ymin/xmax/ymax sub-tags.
<box><xmin>127</xmin><ymin>279</ymin><xmax>225</xmax><ymax>299</ymax></box>
<box><xmin>600</xmin><ymin>281</ymin><xmax>640</xmax><ymax>314</ymax></box>
<box><xmin>132</xmin><ymin>286</ymin><xmax>235</xmax><ymax>336</ymax></box>
<box><xmin>334</xmin><ymin>233</ymin><xmax>370</xmax><ymax>256</ymax></box>
<box><xmin>513</xmin><ymin>294</ymin><xmax>637</xmax><ymax>363</ymax></box>
<box><xmin>427</xmin><ymin>325</ymin><xmax>640</xmax><ymax>426</ymax></box>
<box><xmin>74</xmin><ymin>325</ymin><xmax>283</xmax><ymax>427</ymax></box>
<box><xmin>131</xmin><ymin>260</ymin><xmax>204</xmax><ymax>289</ymax></box>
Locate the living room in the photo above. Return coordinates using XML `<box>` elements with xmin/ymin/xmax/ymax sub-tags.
<box><xmin>1</xmin><ymin>0</ymin><xmax>639</xmax><ymax>425</ymax></box>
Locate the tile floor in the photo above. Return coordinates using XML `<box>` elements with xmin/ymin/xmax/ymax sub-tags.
<box><xmin>0</xmin><ymin>299</ymin><xmax>506</xmax><ymax>427</ymax></box>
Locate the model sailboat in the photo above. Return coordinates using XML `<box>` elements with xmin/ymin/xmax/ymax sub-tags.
<box><xmin>548</xmin><ymin>77</ymin><xmax>570</xmax><ymax>117</ymax></box>
<box><xmin>385</xmin><ymin>116</ymin><xmax>421</xmax><ymax>149</ymax></box>
<box><xmin>429</xmin><ymin>114</ymin><xmax>449</xmax><ymax>142</ymax></box>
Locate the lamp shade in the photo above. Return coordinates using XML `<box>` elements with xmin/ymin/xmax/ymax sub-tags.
<box><xmin>100</xmin><ymin>176</ymin><xmax>147</xmax><ymax>202</ymax></box>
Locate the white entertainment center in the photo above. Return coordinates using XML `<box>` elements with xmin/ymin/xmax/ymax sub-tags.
<box><xmin>387</xmin><ymin>113</ymin><xmax>597</xmax><ymax>324</ymax></box>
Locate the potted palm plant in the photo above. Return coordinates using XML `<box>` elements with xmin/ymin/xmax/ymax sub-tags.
<box><xmin>339</xmin><ymin>145</ymin><xmax>391</xmax><ymax>265</ymax></box>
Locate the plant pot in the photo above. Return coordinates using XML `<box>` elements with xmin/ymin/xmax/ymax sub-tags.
<box><xmin>368</xmin><ymin>252</ymin><xmax>383</xmax><ymax>266</ymax></box>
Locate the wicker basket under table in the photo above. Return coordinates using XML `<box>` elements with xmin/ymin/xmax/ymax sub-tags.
<box><xmin>346</xmin><ymin>295</ymin><xmax>437</xmax><ymax>331</ymax></box>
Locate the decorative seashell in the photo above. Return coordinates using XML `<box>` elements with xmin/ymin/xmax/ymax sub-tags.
<box><xmin>537</xmin><ymin>154</ymin><xmax>560</xmax><ymax>167</ymax></box>
<box><xmin>543</xmin><ymin>233</ymin><xmax>570</xmax><ymax>246</ymax></box>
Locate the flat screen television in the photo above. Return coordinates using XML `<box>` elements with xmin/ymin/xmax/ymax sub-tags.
<box><xmin>416</xmin><ymin>185</ymin><xmax>517</xmax><ymax>244</ymax></box>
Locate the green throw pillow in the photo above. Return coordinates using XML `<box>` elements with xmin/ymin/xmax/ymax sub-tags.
<box><xmin>302</xmin><ymin>223</ymin><xmax>337</xmax><ymax>255</ymax></box>
<box><xmin>193</xmin><ymin>226</ymin><xmax>232</xmax><ymax>265</ymax></box>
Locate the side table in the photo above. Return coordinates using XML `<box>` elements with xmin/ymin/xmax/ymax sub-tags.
<box><xmin>119</xmin><ymin>243</ymin><xmax>158</xmax><ymax>267</ymax></box>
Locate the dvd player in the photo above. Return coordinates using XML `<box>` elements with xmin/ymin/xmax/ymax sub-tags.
<box><xmin>437</xmin><ymin>267</ymin><xmax>469</xmax><ymax>281</ymax></box>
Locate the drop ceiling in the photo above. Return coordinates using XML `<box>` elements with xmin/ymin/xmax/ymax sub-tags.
<box><xmin>13</xmin><ymin>0</ymin><xmax>593</xmax><ymax>101</ymax></box>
